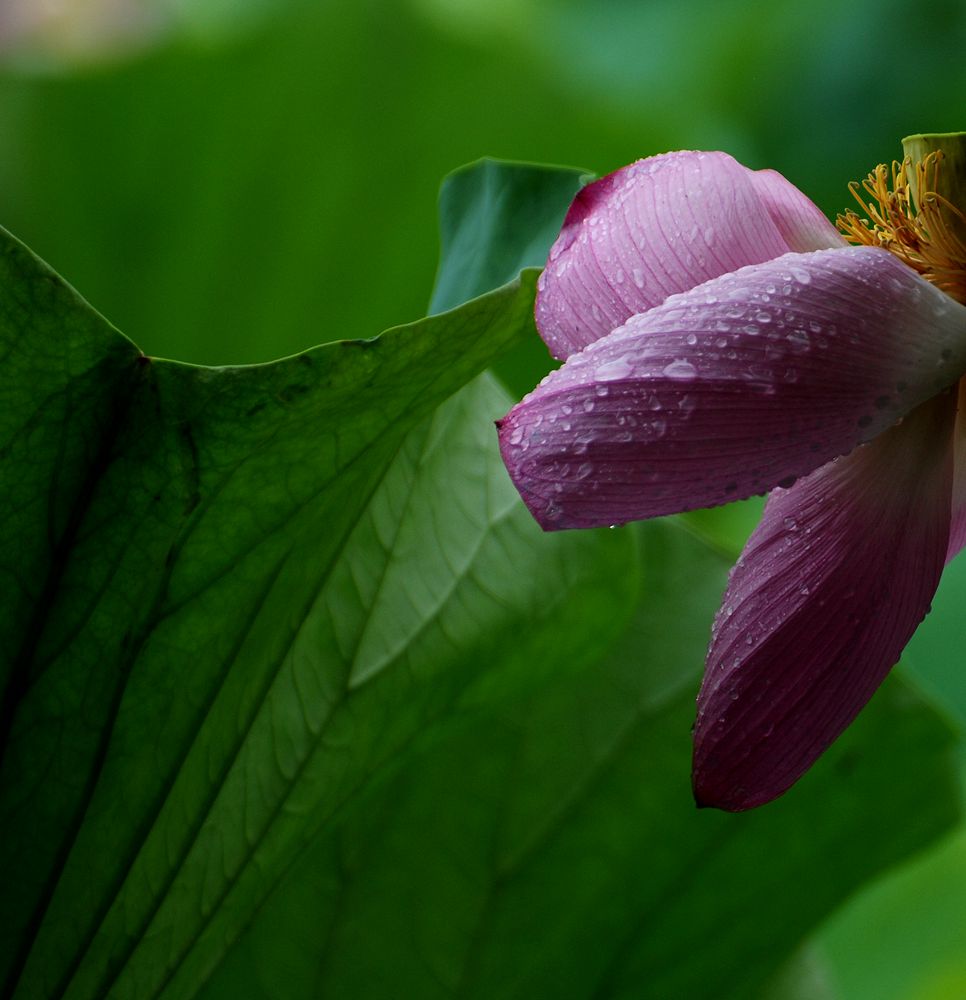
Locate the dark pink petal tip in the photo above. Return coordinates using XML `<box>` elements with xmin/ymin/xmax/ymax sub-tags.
<box><xmin>691</xmin><ymin>392</ymin><xmax>956</xmax><ymax>811</ymax></box>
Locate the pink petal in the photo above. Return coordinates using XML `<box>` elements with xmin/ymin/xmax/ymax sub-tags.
<box><xmin>747</xmin><ymin>168</ymin><xmax>846</xmax><ymax>252</ymax></box>
<box><xmin>692</xmin><ymin>390</ymin><xmax>956</xmax><ymax>811</ymax></box>
<box><xmin>501</xmin><ymin>247</ymin><xmax>966</xmax><ymax>530</ymax></box>
<box><xmin>535</xmin><ymin>151</ymin><xmax>803</xmax><ymax>359</ymax></box>
<box><xmin>946</xmin><ymin>378</ymin><xmax>966</xmax><ymax>561</ymax></box>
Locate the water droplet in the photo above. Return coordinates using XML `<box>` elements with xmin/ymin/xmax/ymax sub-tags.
<box><xmin>583</xmin><ymin>399</ymin><xmax>596</xmax><ymax>413</ymax></box>
<box><xmin>662</xmin><ymin>359</ymin><xmax>697</xmax><ymax>380</ymax></box>
<box><xmin>509</xmin><ymin>427</ymin><xmax>524</xmax><ymax>445</ymax></box>
<box><xmin>632</xmin><ymin>267</ymin><xmax>646</xmax><ymax>289</ymax></box>
<box><xmin>685</xmin><ymin>333</ymin><xmax>698</xmax><ymax>346</ymax></box>
<box><xmin>597</xmin><ymin>358</ymin><xmax>633</xmax><ymax>381</ymax></box>
<box><xmin>790</xmin><ymin>266</ymin><xmax>811</xmax><ymax>284</ymax></box>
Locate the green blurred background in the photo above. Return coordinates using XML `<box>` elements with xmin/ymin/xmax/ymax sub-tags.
<box><xmin>1</xmin><ymin>0</ymin><xmax>964</xmax><ymax>996</ymax></box>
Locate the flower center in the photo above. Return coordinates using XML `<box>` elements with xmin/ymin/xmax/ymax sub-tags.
<box><xmin>836</xmin><ymin>151</ymin><xmax>966</xmax><ymax>304</ymax></box>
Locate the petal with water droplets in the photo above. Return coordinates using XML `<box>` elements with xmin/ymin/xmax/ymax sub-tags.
<box><xmin>502</xmin><ymin>247</ymin><xmax>966</xmax><ymax>530</ymax></box>
<box><xmin>692</xmin><ymin>391</ymin><xmax>955</xmax><ymax>811</ymax></box>
<box><xmin>535</xmin><ymin>151</ymin><xmax>801</xmax><ymax>359</ymax></box>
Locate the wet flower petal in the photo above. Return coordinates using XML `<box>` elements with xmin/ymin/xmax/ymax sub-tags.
<box><xmin>693</xmin><ymin>391</ymin><xmax>955</xmax><ymax>811</ymax></box>
<box><xmin>501</xmin><ymin>246</ymin><xmax>966</xmax><ymax>530</ymax></box>
<box><xmin>747</xmin><ymin>168</ymin><xmax>846</xmax><ymax>252</ymax></box>
<box><xmin>535</xmin><ymin>151</ymin><xmax>805</xmax><ymax>359</ymax></box>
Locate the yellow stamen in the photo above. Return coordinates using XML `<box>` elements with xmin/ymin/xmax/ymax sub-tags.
<box><xmin>836</xmin><ymin>151</ymin><xmax>966</xmax><ymax>304</ymax></box>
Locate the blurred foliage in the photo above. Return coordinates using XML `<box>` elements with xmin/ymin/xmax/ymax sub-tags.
<box><xmin>0</xmin><ymin>0</ymin><xmax>964</xmax><ymax>996</ymax></box>
<box><xmin>0</xmin><ymin>0</ymin><xmax>963</xmax><ymax>371</ymax></box>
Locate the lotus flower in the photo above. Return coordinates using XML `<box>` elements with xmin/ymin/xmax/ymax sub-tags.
<box><xmin>497</xmin><ymin>138</ymin><xmax>966</xmax><ymax>810</ymax></box>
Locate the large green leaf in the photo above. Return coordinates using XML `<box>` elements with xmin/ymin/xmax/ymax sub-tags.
<box><xmin>195</xmin><ymin>522</ymin><xmax>960</xmax><ymax>1000</ymax></box>
<box><xmin>0</xmin><ymin>161</ymin><xmax>634</xmax><ymax>999</ymax></box>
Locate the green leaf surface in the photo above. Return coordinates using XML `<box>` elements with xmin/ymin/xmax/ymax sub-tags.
<box><xmin>195</xmin><ymin>522</ymin><xmax>961</xmax><ymax>1000</ymax></box>
<box><xmin>431</xmin><ymin>157</ymin><xmax>588</xmax><ymax>399</ymax></box>
<box><xmin>429</xmin><ymin>158</ymin><xmax>587</xmax><ymax>314</ymax></box>
<box><xmin>0</xmin><ymin>161</ymin><xmax>635</xmax><ymax>999</ymax></box>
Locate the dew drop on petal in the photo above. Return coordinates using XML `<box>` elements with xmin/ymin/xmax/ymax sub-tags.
<box><xmin>662</xmin><ymin>359</ymin><xmax>697</xmax><ymax>380</ymax></box>
<box><xmin>596</xmin><ymin>358</ymin><xmax>633</xmax><ymax>381</ymax></box>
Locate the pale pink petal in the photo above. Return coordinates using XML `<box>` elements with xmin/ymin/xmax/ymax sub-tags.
<box><xmin>535</xmin><ymin>151</ymin><xmax>799</xmax><ymax>359</ymax></box>
<box><xmin>748</xmin><ymin>168</ymin><xmax>846</xmax><ymax>252</ymax></box>
<box><xmin>501</xmin><ymin>247</ymin><xmax>966</xmax><ymax>530</ymax></box>
<box><xmin>692</xmin><ymin>391</ymin><xmax>955</xmax><ymax>811</ymax></box>
<box><xmin>945</xmin><ymin>378</ymin><xmax>966</xmax><ymax>561</ymax></box>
